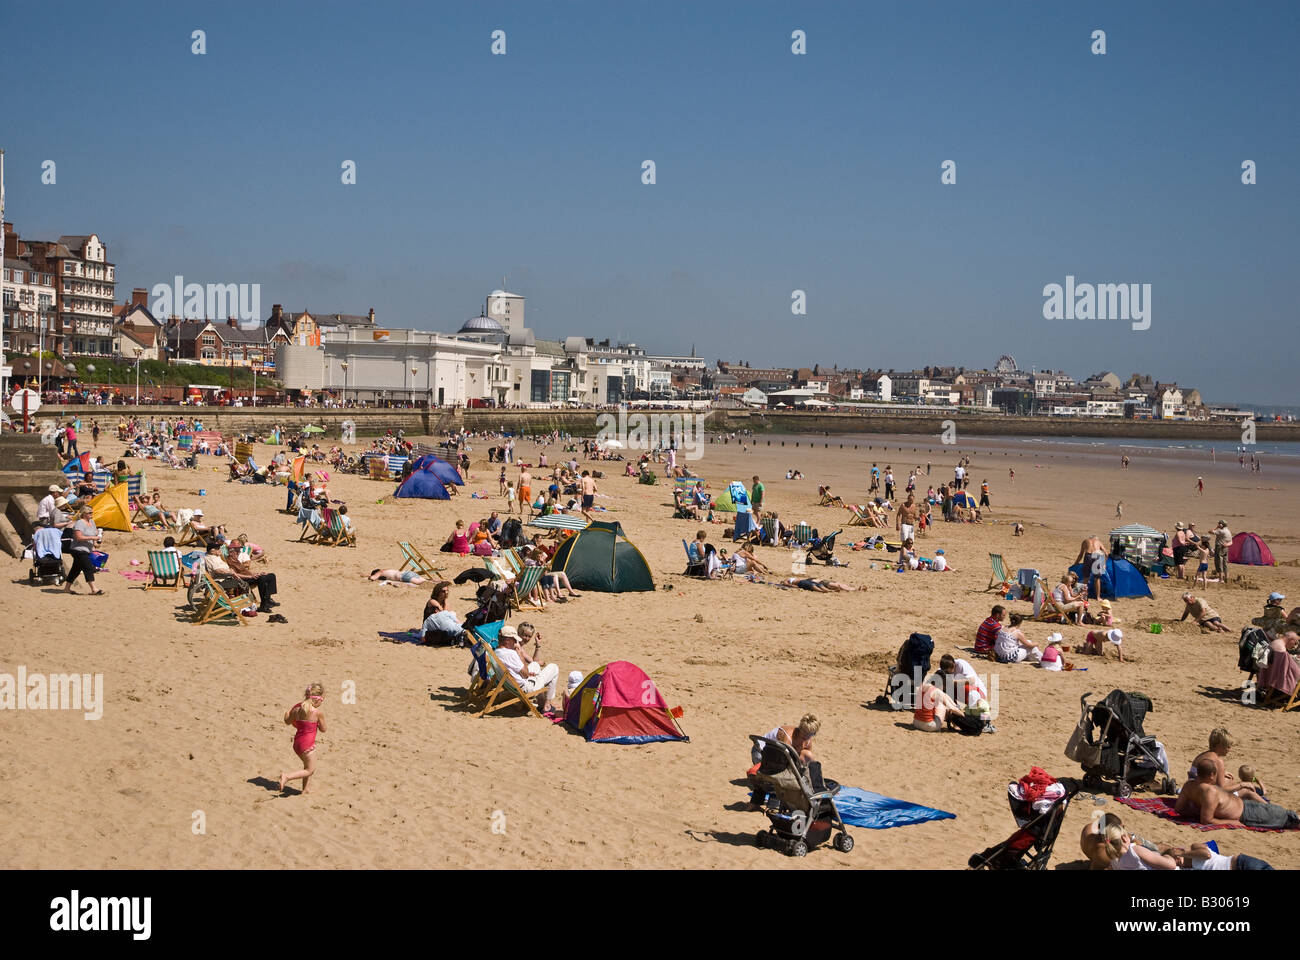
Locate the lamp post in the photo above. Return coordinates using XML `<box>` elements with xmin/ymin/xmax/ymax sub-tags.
<box><xmin>411</xmin><ymin>366</ymin><xmax>418</xmax><ymax>408</ymax></box>
<box><xmin>133</xmin><ymin>348</ymin><xmax>142</xmax><ymax>405</ymax></box>
<box><xmin>340</xmin><ymin>360</ymin><xmax>348</xmax><ymax>406</ymax></box>
<box><xmin>86</xmin><ymin>364</ymin><xmax>95</xmax><ymax>404</ymax></box>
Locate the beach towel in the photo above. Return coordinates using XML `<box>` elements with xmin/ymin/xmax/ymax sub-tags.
<box><xmin>833</xmin><ymin>787</ymin><xmax>956</xmax><ymax>830</ymax></box>
<box><xmin>119</xmin><ymin>570</ymin><xmax>152</xmax><ymax>582</ymax></box>
<box><xmin>1115</xmin><ymin>796</ymin><xmax>1298</xmax><ymax>833</ymax></box>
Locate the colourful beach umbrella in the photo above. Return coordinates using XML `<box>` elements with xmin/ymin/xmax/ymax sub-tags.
<box><xmin>528</xmin><ymin>514</ymin><xmax>590</xmax><ymax>530</ymax></box>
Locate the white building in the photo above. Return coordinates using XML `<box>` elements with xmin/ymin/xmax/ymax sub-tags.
<box><xmin>277</xmin><ymin>327</ymin><xmax>502</xmax><ymax>406</ymax></box>
<box><xmin>1159</xmin><ymin>388</ymin><xmax>1184</xmax><ymax>420</ymax></box>
<box><xmin>877</xmin><ymin>375</ymin><xmax>892</xmax><ymax>402</ymax></box>
<box><xmin>484</xmin><ymin>289</ymin><xmax>525</xmax><ymax>339</ymax></box>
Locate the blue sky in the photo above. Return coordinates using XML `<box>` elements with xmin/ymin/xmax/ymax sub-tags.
<box><xmin>3</xmin><ymin>0</ymin><xmax>1297</xmax><ymax>403</ymax></box>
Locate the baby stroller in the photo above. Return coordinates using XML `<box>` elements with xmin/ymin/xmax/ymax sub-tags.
<box><xmin>748</xmin><ymin>735</ymin><xmax>854</xmax><ymax>858</ymax></box>
<box><xmin>969</xmin><ymin>774</ymin><xmax>1079</xmax><ymax>870</ymax></box>
<box><xmin>1238</xmin><ymin>626</ymin><xmax>1271</xmax><ymax>683</ymax></box>
<box><xmin>1064</xmin><ymin>690</ymin><xmax>1175</xmax><ymax>797</ymax></box>
<box><xmin>805</xmin><ymin>530</ymin><xmax>843</xmax><ymax>566</ymax></box>
<box><xmin>28</xmin><ymin>548</ymin><xmax>65</xmax><ymax>586</ymax></box>
<box><xmin>878</xmin><ymin>632</ymin><xmax>933</xmax><ymax>710</ymax></box>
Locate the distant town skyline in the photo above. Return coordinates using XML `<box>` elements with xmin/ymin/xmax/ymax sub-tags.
<box><xmin>3</xmin><ymin>1</ymin><xmax>1296</xmax><ymax>403</ymax></box>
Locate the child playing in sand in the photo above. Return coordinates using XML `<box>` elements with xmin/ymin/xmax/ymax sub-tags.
<box><xmin>1078</xmin><ymin>628</ymin><xmax>1125</xmax><ymax>662</ymax></box>
<box><xmin>280</xmin><ymin>683</ymin><xmax>327</xmax><ymax>795</ymax></box>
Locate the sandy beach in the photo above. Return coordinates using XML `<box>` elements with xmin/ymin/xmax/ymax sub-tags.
<box><xmin>2</xmin><ymin>431</ymin><xmax>1298</xmax><ymax>870</ymax></box>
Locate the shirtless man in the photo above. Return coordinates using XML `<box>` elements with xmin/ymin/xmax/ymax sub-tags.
<box><xmin>1175</xmin><ymin>759</ymin><xmax>1299</xmax><ymax>828</ymax></box>
<box><xmin>579</xmin><ymin>470</ymin><xmax>597</xmax><ymax>522</ymax></box>
<box><xmin>1180</xmin><ymin>592</ymin><xmax>1230</xmax><ymax>633</ymax></box>
<box><xmin>896</xmin><ymin>495</ymin><xmax>921</xmax><ymax>543</ymax></box>
<box><xmin>518</xmin><ymin>466</ymin><xmax>533</xmax><ymax>519</ymax></box>
<box><xmin>782</xmin><ymin>578</ymin><xmax>863</xmax><ymax>592</ymax></box>
<box><xmin>1074</xmin><ymin>534</ymin><xmax>1107</xmax><ymax>600</ymax></box>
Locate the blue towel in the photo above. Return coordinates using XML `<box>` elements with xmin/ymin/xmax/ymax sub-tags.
<box><xmin>833</xmin><ymin>786</ymin><xmax>956</xmax><ymax>830</ymax></box>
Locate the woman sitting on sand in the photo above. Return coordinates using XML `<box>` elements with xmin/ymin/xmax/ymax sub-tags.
<box><xmin>1081</xmin><ymin>813</ymin><xmax>1123</xmax><ymax>869</ymax></box>
<box><xmin>912</xmin><ymin>682</ymin><xmax>966</xmax><ymax>732</ymax></box>
<box><xmin>1100</xmin><ymin>821</ymin><xmax>1178</xmax><ymax>870</ymax></box>
<box><xmin>423</xmin><ymin>580</ymin><xmax>453</xmax><ymax>619</ymax></box>
<box><xmin>440</xmin><ymin>519</ymin><xmax>471</xmax><ymax>555</ymax></box>
<box><xmin>994</xmin><ymin>613</ymin><xmax>1041</xmax><ymax>663</ymax></box>
<box><xmin>730</xmin><ymin>545</ymin><xmax>768</xmax><ymax>576</ymax></box>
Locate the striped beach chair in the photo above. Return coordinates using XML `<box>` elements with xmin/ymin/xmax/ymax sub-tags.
<box><xmin>761</xmin><ymin>516</ymin><xmax>778</xmax><ymax>544</ymax></box>
<box><xmin>193</xmin><ymin>569</ymin><xmax>249</xmax><ymax>627</ymax></box>
<box><xmin>510</xmin><ymin>564</ymin><xmax>547</xmax><ymax>612</ymax></box>
<box><xmin>144</xmin><ymin>549</ymin><xmax>183</xmax><ymax>590</ymax></box>
<box><xmin>397</xmin><ymin>541</ymin><xmax>445</xmax><ymax>579</ymax></box>
<box><xmin>793</xmin><ymin>522</ymin><xmax>813</xmax><ymax>545</ymax></box>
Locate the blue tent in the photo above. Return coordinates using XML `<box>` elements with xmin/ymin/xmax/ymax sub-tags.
<box><xmin>394</xmin><ymin>455</ymin><xmax>457</xmax><ymax>500</ymax></box>
<box><xmin>1068</xmin><ymin>557</ymin><xmax>1152</xmax><ymax>600</ymax></box>
<box><xmin>410</xmin><ymin>453</ymin><xmax>463</xmax><ymax>487</ymax></box>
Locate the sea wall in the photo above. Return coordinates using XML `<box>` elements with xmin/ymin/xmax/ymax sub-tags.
<box><xmin>32</xmin><ymin>405</ymin><xmax>1299</xmax><ymax>443</ymax></box>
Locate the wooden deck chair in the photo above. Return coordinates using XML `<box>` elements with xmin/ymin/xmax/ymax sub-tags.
<box><xmin>484</xmin><ymin>556</ymin><xmax>515</xmax><ymax>582</ymax></box>
<box><xmin>476</xmin><ymin>642</ymin><xmax>546</xmax><ymax>719</ymax></box>
<box><xmin>397</xmin><ymin>541</ymin><xmax>444</xmax><ymax>579</ymax></box>
<box><xmin>793</xmin><ymin>522</ymin><xmax>813</xmax><ymax>545</ymax></box>
<box><xmin>298</xmin><ymin>511</ymin><xmax>329</xmax><ymax>544</ymax></box>
<box><xmin>132</xmin><ymin>503</ymin><xmax>168</xmax><ymax>529</ymax></box>
<box><xmin>1031</xmin><ymin>577</ymin><xmax>1069</xmax><ymax>623</ymax></box>
<box><xmin>175</xmin><ymin>522</ymin><xmax>205</xmax><ymax>548</ymax></box>
<box><xmin>326</xmin><ymin>509</ymin><xmax>356</xmax><ymax>547</ymax></box>
<box><xmin>987</xmin><ymin>553</ymin><xmax>1015</xmax><ymax>594</ymax></box>
<box><xmin>1262</xmin><ymin>675</ymin><xmax>1300</xmax><ymax>712</ymax></box>
<box><xmin>193</xmin><ymin>569</ymin><xmax>249</xmax><ymax>627</ymax></box>
<box><xmin>144</xmin><ymin>549</ymin><xmax>182</xmax><ymax>591</ymax></box>
<box><xmin>845</xmin><ymin>504</ymin><xmax>872</xmax><ymax>526</ymax></box>
<box><xmin>500</xmin><ymin>548</ymin><xmax>523</xmax><ymax>577</ymax></box>
<box><xmin>509</xmin><ymin>564</ymin><xmax>547</xmax><ymax>612</ymax></box>
<box><xmin>464</xmin><ymin>622</ymin><xmax>506</xmax><ymax>704</ymax></box>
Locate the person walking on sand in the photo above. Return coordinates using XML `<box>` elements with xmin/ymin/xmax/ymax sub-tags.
<box><xmin>579</xmin><ymin>470</ymin><xmax>597</xmax><ymax>521</ymax></box>
<box><xmin>1195</xmin><ymin>476</ymin><xmax>1205</xmax><ymax>496</ymax></box>
<box><xmin>1116</xmin><ymin>500</ymin><xmax>1124</xmax><ymax>519</ymax></box>
<box><xmin>280</xmin><ymin>683</ymin><xmax>327</xmax><ymax>795</ymax></box>
<box><xmin>518</xmin><ymin>466</ymin><xmax>532</xmax><ymax>519</ymax></box>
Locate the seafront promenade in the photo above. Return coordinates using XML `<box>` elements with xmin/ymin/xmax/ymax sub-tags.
<box><xmin>25</xmin><ymin>405</ymin><xmax>1300</xmax><ymax>443</ymax></box>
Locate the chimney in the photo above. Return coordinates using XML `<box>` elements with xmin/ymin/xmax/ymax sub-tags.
<box><xmin>227</xmin><ymin>316</ymin><xmax>238</xmax><ymax>328</ymax></box>
<box><xmin>272</xmin><ymin>304</ymin><xmax>283</xmax><ymax>322</ymax></box>
<box><xmin>131</xmin><ymin>287</ymin><xmax>148</xmax><ymax>308</ymax></box>
<box><xmin>368</xmin><ymin>308</ymin><xmax>375</xmax><ymax>323</ymax></box>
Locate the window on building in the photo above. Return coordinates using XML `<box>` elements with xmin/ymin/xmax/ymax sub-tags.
<box><xmin>530</xmin><ymin>370</ymin><xmax>549</xmax><ymax>403</ymax></box>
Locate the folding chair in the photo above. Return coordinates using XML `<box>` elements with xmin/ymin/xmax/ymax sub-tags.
<box><xmin>193</xmin><ymin>569</ymin><xmax>250</xmax><ymax>627</ymax></box>
<box><xmin>175</xmin><ymin>523</ymin><xmax>205</xmax><ymax>548</ymax></box>
<box><xmin>397</xmin><ymin>541</ymin><xmax>445</xmax><ymax>579</ymax></box>
<box><xmin>475</xmin><ymin>643</ymin><xmax>546</xmax><ymax>718</ymax></box>
<box><xmin>510</xmin><ymin>564</ymin><xmax>547</xmax><ymax>612</ymax></box>
<box><xmin>987</xmin><ymin>553</ymin><xmax>1015</xmax><ymax>594</ymax></box>
<box><xmin>144</xmin><ymin>549</ymin><xmax>182</xmax><ymax>591</ymax></box>
<box><xmin>464</xmin><ymin>621</ymin><xmax>505</xmax><ymax>704</ymax></box>
<box><xmin>683</xmin><ymin>539</ymin><xmax>707</xmax><ymax>577</ymax></box>
<box><xmin>298</xmin><ymin>511</ymin><xmax>330</xmax><ymax>544</ymax></box>
<box><xmin>793</xmin><ymin>522</ymin><xmax>813</xmax><ymax>545</ymax></box>
<box><xmin>326</xmin><ymin>509</ymin><xmax>355</xmax><ymax>547</ymax></box>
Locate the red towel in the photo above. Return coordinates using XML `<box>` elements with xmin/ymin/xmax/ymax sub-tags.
<box><xmin>1018</xmin><ymin>767</ymin><xmax>1058</xmax><ymax>805</ymax></box>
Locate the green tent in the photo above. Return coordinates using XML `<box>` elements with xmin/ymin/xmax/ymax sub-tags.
<box><xmin>712</xmin><ymin>487</ymin><xmax>739</xmax><ymax>512</ymax></box>
<box><xmin>548</xmin><ymin>520</ymin><xmax>655</xmax><ymax>592</ymax></box>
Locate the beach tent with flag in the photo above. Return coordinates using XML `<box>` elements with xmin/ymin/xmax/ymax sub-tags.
<box><xmin>547</xmin><ymin>519</ymin><xmax>654</xmax><ymax>592</ymax></box>
<box><xmin>564</xmin><ymin>661</ymin><xmax>688</xmax><ymax>744</ymax></box>
<box><xmin>1068</xmin><ymin>557</ymin><xmax>1152</xmax><ymax>600</ymax></box>
<box><xmin>393</xmin><ymin>455</ymin><xmax>456</xmax><ymax>500</ymax></box>
<box><xmin>89</xmin><ymin>482</ymin><xmax>132</xmax><ymax>532</ymax></box>
<box><xmin>1229</xmin><ymin>532</ymin><xmax>1276</xmax><ymax>566</ymax></box>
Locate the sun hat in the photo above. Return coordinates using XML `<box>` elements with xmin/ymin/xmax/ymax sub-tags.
<box><xmin>54</xmin><ymin>497</ymin><xmax>69</xmax><ymax>508</ymax></box>
<box><xmin>498</xmin><ymin>625</ymin><xmax>520</xmax><ymax>642</ymax></box>
<box><xmin>1108</xmin><ymin>629</ymin><xmax>1123</xmax><ymax>644</ymax></box>
<box><xmin>1217</xmin><ymin>520</ymin><xmax>1227</xmax><ymax>527</ymax></box>
<box><xmin>1175</xmin><ymin>522</ymin><xmax>1185</xmax><ymax>530</ymax></box>
<box><xmin>1047</xmin><ymin>633</ymin><xmax>1063</xmax><ymax>645</ymax></box>
<box><xmin>1099</xmin><ymin>599</ymin><xmax>1112</xmax><ymax>609</ymax></box>
<box><xmin>193</xmin><ymin>508</ymin><xmax>204</xmax><ymax>516</ymax></box>
<box><xmin>48</xmin><ymin>484</ymin><xmax>63</xmax><ymax>494</ymax></box>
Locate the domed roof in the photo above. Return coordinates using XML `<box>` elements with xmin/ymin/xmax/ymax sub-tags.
<box><xmin>459</xmin><ymin>314</ymin><xmax>504</xmax><ymax>333</ymax></box>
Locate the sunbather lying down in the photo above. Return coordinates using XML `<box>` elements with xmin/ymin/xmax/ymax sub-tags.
<box><xmin>782</xmin><ymin>577</ymin><xmax>863</xmax><ymax>592</ymax></box>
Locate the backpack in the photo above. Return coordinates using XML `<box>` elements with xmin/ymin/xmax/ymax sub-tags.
<box><xmin>947</xmin><ymin>711</ymin><xmax>985</xmax><ymax>736</ymax></box>
<box><xmin>1238</xmin><ymin>627</ymin><xmax>1270</xmax><ymax>674</ymax></box>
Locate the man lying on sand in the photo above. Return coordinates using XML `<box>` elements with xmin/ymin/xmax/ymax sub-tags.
<box><xmin>781</xmin><ymin>578</ymin><xmax>862</xmax><ymax>592</ymax></box>
<box><xmin>1175</xmin><ymin>759</ymin><xmax>1300</xmax><ymax>828</ymax></box>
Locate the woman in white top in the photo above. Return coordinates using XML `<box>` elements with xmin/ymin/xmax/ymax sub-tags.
<box><xmin>1102</xmin><ymin>822</ymin><xmax>1178</xmax><ymax>870</ymax></box>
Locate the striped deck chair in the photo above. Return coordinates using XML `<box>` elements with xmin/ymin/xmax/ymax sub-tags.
<box><xmin>175</xmin><ymin>522</ymin><xmax>205</xmax><ymax>548</ymax></box>
<box><xmin>510</xmin><ymin>564</ymin><xmax>547</xmax><ymax>612</ymax></box>
<box><xmin>475</xmin><ymin>641</ymin><xmax>546</xmax><ymax>718</ymax></box>
<box><xmin>484</xmin><ymin>557</ymin><xmax>515</xmax><ymax>582</ymax></box>
<box><xmin>793</xmin><ymin>522</ymin><xmax>813</xmax><ymax>545</ymax></box>
<box><xmin>987</xmin><ymin>553</ymin><xmax>1015</xmax><ymax>594</ymax></box>
<box><xmin>132</xmin><ymin>501</ymin><xmax>169</xmax><ymax>529</ymax></box>
<box><xmin>1031</xmin><ymin>577</ymin><xmax>1069</xmax><ymax>624</ymax></box>
<box><xmin>845</xmin><ymin>504</ymin><xmax>872</xmax><ymax>526</ymax></box>
<box><xmin>298</xmin><ymin>510</ymin><xmax>330</xmax><ymax>544</ymax></box>
<box><xmin>761</xmin><ymin>516</ymin><xmax>778</xmax><ymax>545</ymax></box>
<box><xmin>464</xmin><ymin>621</ymin><xmax>506</xmax><ymax>704</ymax></box>
<box><xmin>397</xmin><ymin>541</ymin><xmax>444</xmax><ymax>579</ymax></box>
<box><xmin>193</xmin><ymin>569</ymin><xmax>249</xmax><ymax>627</ymax></box>
<box><xmin>144</xmin><ymin>549</ymin><xmax>183</xmax><ymax>590</ymax></box>
<box><xmin>327</xmin><ymin>509</ymin><xmax>356</xmax><ymax>547</ymax></box>
<box><xmin>500</xmin><ymin>548</ymin><xmax>524</xmax><ymax>577</ymax></box>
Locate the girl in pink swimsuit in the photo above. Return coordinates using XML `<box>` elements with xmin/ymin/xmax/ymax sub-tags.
<box><xmin>279</xmin><ymin>683</ymin><xmax>327</xmax><ymax>795</ymax></box>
